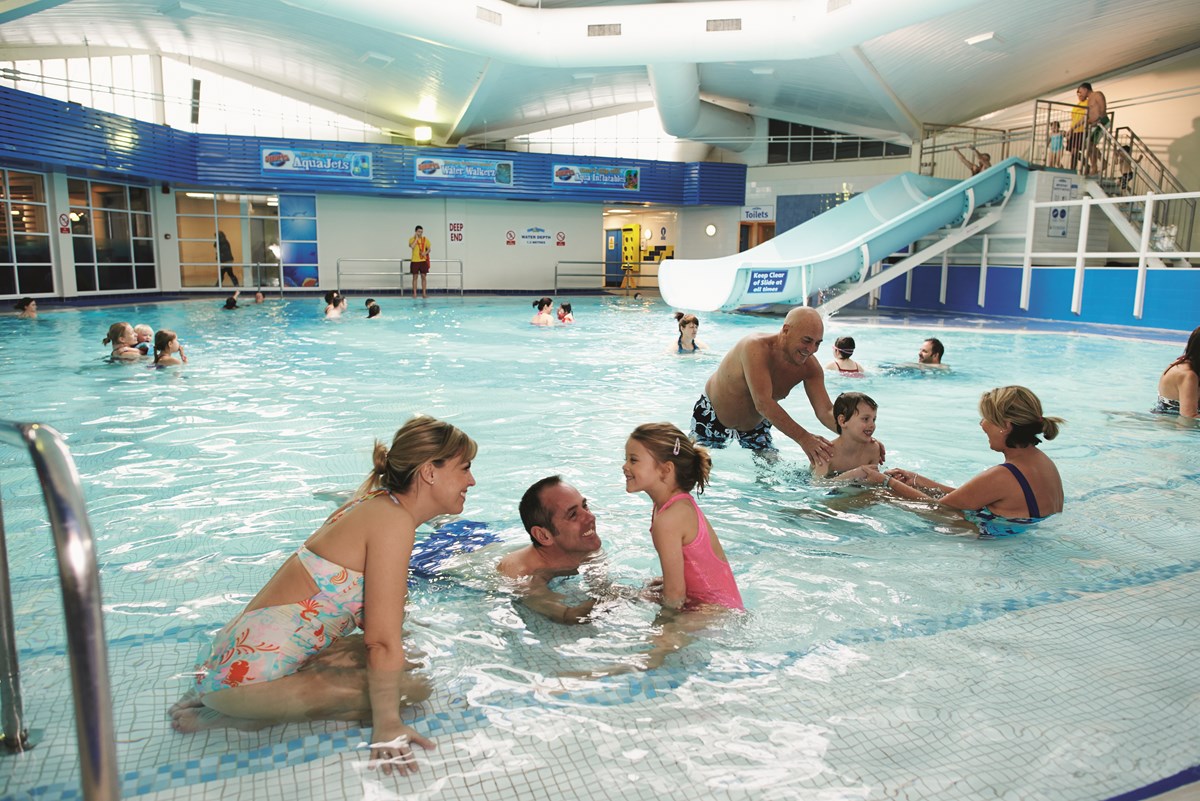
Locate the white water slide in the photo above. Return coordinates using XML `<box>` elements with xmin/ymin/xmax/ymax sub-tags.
<box><xmin>660</xmin><ymin>158</ymin><xmax>1028</xmax><ymax>312</ymax></box>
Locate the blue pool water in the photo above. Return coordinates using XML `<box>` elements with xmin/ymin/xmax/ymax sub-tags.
<box><xmin>0</xmin><ymin>296</ymin><xmax>1197</xmax><ymax>801</ymax></box>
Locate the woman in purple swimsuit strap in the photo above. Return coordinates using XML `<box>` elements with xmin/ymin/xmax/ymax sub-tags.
<box><xmin>171</xmin><ymin>415</ymin><xmax>477</xmax><ymax>775</ymax></box>
<box><xmin>858</xmin><ymin>386</ymin><xmax>1065</xmax><ymax>537</ymax></box>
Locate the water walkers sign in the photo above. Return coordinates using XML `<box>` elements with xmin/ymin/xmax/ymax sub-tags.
<box><xmin>261</xmin><ymin>148</ymin><xmax>372</xmax><ymax>179</ymax></box>
<box><xmin>415</xmin><ymin>157</ymin><xmax>513</xmax><ymax>186</ymax></box>
<box><xmin>552</xmin><ymin>164</ymin><xmax>640</xmax><ymax>191</ymax></box>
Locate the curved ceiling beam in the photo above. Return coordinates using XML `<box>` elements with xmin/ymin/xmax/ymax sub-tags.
<box><xmin>279</xmin><ymin>0</ymin><xmax>980</xmax><ymax>69</ymax></box>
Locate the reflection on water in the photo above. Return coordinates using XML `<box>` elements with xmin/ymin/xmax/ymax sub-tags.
<box><xmin>0</xmin><ymin>298</ymin><xmax>1197</xmax><ymax>799</ymax></box>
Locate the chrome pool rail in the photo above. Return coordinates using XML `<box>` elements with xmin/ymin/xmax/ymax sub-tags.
<box><xmin>0</xmin><ymin>421</ymin><xmax>119</xmax><ymax>801</ymax></box>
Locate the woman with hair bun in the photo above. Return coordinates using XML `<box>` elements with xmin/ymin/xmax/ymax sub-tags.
<box><xmin>1153</xmin><ymin>325</ymin><xmax>1199</xmax><ymax>419</ymax></box>
<box><xmin>172</xmin><ymin>415</ymin><xmax>477</xmax><ymax>775</ymax></box>
<box><xmin>673</xmin><ymin>312</ymin><xmax>706</xmax><ymax>353</ymax></box>
<box><xmin>623</xmin><ymin>422</ymin><xmax>742</xmax><ymax>610</ymax></box>
<box><xmin>862</xmin><ymin>386</ymin><xmax>1065</xmax><ymax>537</ymax></box>
<box><xmin>531</xmin><ymin>296</ymin><xmax>555</xmax><ymax>326</ymax></box>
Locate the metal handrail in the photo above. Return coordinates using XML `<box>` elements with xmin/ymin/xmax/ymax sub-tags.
<box><xmin>335</xmin><ymin>258</ymin><xmax>465</xmax><ymax>296</ymax></box>
<box><xmin>553</xmin><ymin>260</ymin><xmax>660</xmax><ymax>294</ymax></box>
<box><xmin>0</xmin><ymin>422</ymin><xmax>118</xmax><ymax>801</ymax></box>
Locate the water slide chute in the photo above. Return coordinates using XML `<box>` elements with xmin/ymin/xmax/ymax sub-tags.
<box><xmin>660</xmin><ymin>158</ymin><xmax>1027</xmax><ymax>311</ymax></box>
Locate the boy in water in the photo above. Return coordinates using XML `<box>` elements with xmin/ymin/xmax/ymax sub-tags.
<box><xmin>809</xmin><ymin>392</ymin><xmax>884</xmax><ymax>479</ymax></box>
<box><xmin>133</xmin><ymin>323</ymin><xmax>154</xmax><ymax>355</ymax></box>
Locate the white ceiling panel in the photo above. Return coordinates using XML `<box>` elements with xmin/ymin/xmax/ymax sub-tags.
<box><xmin>0</xmin><ymin>0</ymin><xmax>1196</xmax><ymax>149</ymax></box>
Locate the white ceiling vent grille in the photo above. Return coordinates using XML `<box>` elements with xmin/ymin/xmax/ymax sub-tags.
<box><xmin>827</xmin><ymin>0</ymin><xmax>851</xmax><ymax>11</ymax></box>
<box><xmin>588</xmin><ymin>23</ymin><xmax>622</xmax><ymax>37</ymax></box>
<box><xmin>706</xmin><ymin>18</ymin><xmax>742</xmax><ymax>32</ymax></box>
<box><xmin>476</xmin><ymin>6</ymin><xmax>502</xmax><ymax>26</ymax></box>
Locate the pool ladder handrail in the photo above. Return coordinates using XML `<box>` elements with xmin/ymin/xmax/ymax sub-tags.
<box><xmin>0</xmin><ymin>421</ymin><xmax>120</xmax><ymax>801</ymax></box>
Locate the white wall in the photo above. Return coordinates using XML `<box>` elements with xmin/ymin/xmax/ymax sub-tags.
<box><xmin>314</xmin><ymin>195</ymin><xmax>604</xmax><ymax>292</ymax></box>
<box><xmin>744</xmin><ymin>157</ymin><xmax>912</xmax><ymax>211</ymax></box>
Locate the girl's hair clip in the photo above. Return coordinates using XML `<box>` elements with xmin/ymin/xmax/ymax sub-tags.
<box><xmin>672</xmin><ymin>437</ymin><xmax>681</xmax><ymax>455</ymax></box>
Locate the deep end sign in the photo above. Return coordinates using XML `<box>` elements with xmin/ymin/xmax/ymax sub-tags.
<box><xmin>747</xmin><ymin>270</ymin><xmax>788</xmax><ymax>294</ymax></box>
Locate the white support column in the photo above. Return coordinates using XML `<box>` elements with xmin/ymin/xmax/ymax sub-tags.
<box><xmin>1133</xmin><ymin>193</ymin><xmax>1156</xmax><ymax>319</ymax></box>
<box><xmin>149</xmin><ymin>54</ymin><xmax>166</xmax><ymax>126</ymax></box>
<box><xmin>977</xmin><ymin>235</ymin><xmax>989</xmax><ymax>308</ymax></box>
<box><xmin>939</xmin><ymin>252</ymin><xmax>949</xmax><ymax>305</ymax></box>
<box><xmin>1070</xmin><ymin>203</ymin><xmax>1091</xmax><ymax>315</ymax></box>
<box><xmin>1020</xmin><ymin>195</ymin><xmax>1037</xmax><ymax>310</ymax></box>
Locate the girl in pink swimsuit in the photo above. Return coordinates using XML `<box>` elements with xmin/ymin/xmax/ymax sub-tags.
<box><xmin>623</xmin><ymin>422</ymin><xmax>743</xmax><ymax>611</ymax></box>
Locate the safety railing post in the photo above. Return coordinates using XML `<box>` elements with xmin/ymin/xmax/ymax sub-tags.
<box><xmin>0</xmin><ymin>422</ymin><xmax>119</xmax><ymax>801</ymax></box>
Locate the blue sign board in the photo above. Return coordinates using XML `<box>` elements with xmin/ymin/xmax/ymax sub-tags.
<box><xmin>747</xmin><ymin>270</ymin><xmax>788</xmax><ymax>294</ymax></box>
<box><xmin>415</xmin><ymin>156</ymin><xmax>513</xmax><ymax>186</ymax></box>
<box><xmin>261</xmin><ymin>148</ymin><xmax>372</xmax><ymax>178</ymax></box>
<box><xmin>552</xmin><ymin>163</ymin><xmax>640</xmax><ymax>191</ymax></box>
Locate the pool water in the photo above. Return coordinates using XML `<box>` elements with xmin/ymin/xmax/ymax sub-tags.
<box><xmin>0</xmin><ymin>296</ymin><xmax>1197</xmax><ymax>801</ymax></box>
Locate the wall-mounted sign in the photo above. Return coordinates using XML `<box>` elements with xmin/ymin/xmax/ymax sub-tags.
<box><xmin>448</xmin><ymin>221</ymin><xmax>465</xmax><ymax>243</ymax></box>
<box><xmin>1047</xmin><ymin>177</ymin><xmax>1075</xmax><ymax>239</ymax></box>
<box><xmin>520</xmin><ymin>226</ymin><xmax>553</xmax><ymax>246</ymax></box>
<box><xmin>261</xmin><ymin>148</ymin><xmax>372</xmax><ymax>178</ymax></box>
<box><xmin>415</xmin><ymin>157</ymin><xmax>512</xmax><ymax>186</ymax></box>
<box><xmin>742</xmin><ymin>205</ymin><xmax>774</xmax><ymax>222</ymax></box>
<box><xmin>552</xmin><ymin>163</ymin><xmax>640</xmax><ymax>191</ymax></box>
<box><xmin>747</xmin><ymin>269</ymin><xmax>788</xmax><ymax>294</ymax></box>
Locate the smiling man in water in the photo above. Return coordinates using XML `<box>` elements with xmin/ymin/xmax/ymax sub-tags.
<box><xmin>497</xmin><ymin>476</ymin><xmax>604</xmax><ymax>624</ymax></box>
<box><xmin>692</xmin><ymin>305</ymin><xmax>838</xmax><ymax>462</ymax></box>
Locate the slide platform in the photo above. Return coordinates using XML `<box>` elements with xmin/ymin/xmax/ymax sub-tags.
<box><xmin>660</xmin><ymin>158</ymin><xmax>1027</xmax><ymax>311</ymax></box>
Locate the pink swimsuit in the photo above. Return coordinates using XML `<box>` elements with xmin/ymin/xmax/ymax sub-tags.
<box><xmin>654</xmin><ymin>493</ymin><xmax>744</xmax><ymax>610</ymax></box>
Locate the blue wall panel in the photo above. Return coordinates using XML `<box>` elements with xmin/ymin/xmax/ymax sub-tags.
<box><xmin>0</xmin><ymin>86</ymin><xmax>196</xmax><ymax>182</ymax></box>
<box><xmin>879</xmin><ymin>263</ymin><xmax>1198</xmax><ymax>333</ymax></box>
<box><xmin>1</xmin><ymin>86</ymin><xmax>744</xmax><ymax>206</ymax></box>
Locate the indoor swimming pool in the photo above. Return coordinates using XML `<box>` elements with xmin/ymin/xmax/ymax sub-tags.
<box><xmin>0</xmin><ymin>295</ymin><xmax>1197</xmax><ymax>801</ymax></box>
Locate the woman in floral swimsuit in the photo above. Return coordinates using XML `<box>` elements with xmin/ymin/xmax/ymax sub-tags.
<box><xmin>172</xmin><ymin>415</ymin><xmax>477</xmax><ymax>775</ymax></box>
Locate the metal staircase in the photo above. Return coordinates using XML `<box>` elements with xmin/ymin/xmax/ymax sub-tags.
<box><xmin>1082</xmin><ymin>125</ymin><xmax>1193</xmax><ymax>266</ymax></box>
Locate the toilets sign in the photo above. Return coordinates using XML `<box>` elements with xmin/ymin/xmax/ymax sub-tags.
<box><xmin>747</xmin><ymin>270</ymin><xmax>788</xmax><ymax>294</ymax></box>
<box><xmin>742</xmin><ymin>205</ymin><xmax>774</xmax><ymax>222</ymax></box>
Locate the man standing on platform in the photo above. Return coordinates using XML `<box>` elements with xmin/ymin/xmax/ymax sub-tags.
<box><xmin>408</xmin><ymin>224</ymin><xmax>431</xmax><ymax>299</ymax></box>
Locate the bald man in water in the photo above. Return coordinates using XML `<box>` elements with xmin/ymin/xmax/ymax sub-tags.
<box><xmin>692</xmin><ymin>306</ymin><xmax>838</xmax><ymax>462</ymax></box>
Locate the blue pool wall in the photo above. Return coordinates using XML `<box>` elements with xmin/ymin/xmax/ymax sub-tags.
<box><xmin>875</xmin><ymin>264</ymin><xmax>1198</xmax><ymax>333</ymax></box>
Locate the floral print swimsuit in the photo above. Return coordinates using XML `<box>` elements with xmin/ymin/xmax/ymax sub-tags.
<box><xmin>193</xmin><ymin>491</ymin><xmax>395</xmax><ymax>694</ymax></box>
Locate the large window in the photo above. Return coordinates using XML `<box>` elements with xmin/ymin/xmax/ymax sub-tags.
<box><xmin>767</xmin><ymin>120</ymin><xmax>910</xmax><ymax>165</ymax></box>
<box><xmin>68</xmin><ymin>179</ymin><xmax>156</xmax><ymax>292</ymax></box>
<box><xmin>175</xmin><ymin>193</ymin><xmax>316</xmax><ymax>288</ymax></box>
<box><xmin>0</xmin><ymin>169</ymin><xmax>53</xmax><ymax>296</ymax></box>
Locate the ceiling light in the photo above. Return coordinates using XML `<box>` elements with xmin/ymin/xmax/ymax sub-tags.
<box><xmin>185</xmin><ymin>192</ymin><xmax>214</xmax><ymax>199</ymax></box>
<box><xmin>359</xmin><ymin>51</ymin><xmax>394</xmax><ymax>68</ymax></box>
<box><xmin>965</xmin><ymin>31</ymin><xmax>998</xmax><ymax>46</ymax></box>
<box><xmin>414</xmin><ymin>126</ymin><xmax>432</xmax><ymax>143</ymax></box>
<box><xmin>750</xmin><ymin>67</ymin><xmax>775</xmax><ymax>76</ymax></box>
<box><xmin>159</xmin><ymin>1</ymin><xmax>203</xmax><ymax>19</ymax></box>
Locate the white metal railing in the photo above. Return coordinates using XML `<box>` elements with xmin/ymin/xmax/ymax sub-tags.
<box><xmin>335</xmin><ymin>258</ymin><xmax>464</xmax><ymax>296</ymax></box>
<box><xmin>1021</xmin><ymin>189</ymin><xmax>1200</xmax><ymax>318</ymax></box>
<box><xmin>0</xmin><ymin>421</ymin><xmax>118</xmax><ymax>801</ymax></box>
<box><xmin>553</xmin><ymin>260</ymin><xmax>659</xmax><ymax>294</ymax></box>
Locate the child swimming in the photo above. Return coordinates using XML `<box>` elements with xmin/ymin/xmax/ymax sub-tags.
<box><xmin>558</xmin><ymin>302</ymin><xmax>574</xmax><ymax>323</ymax></box>
<box><xmin>623</xmin><ymin>422</ymin><xmax>743</xmax><ymax>610</ymax></box>
<box><xmin>102</xmin><ymin>322</ymin><xmax>143</xmax><ymax>361</ymax></box>
<box><xmin>152</xmin><ymin>329</ymin><xmax>187</xmax><ymax>367</ymax></box>
<box><xmin>824</xmin><ymin>336</ymin><xmax>863</xmax><ymax>376</ymax></box>
<box><xmin>810</xmin><ymin>392</ymin><xmax>884</xmax><ymax>479</ymax></box>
